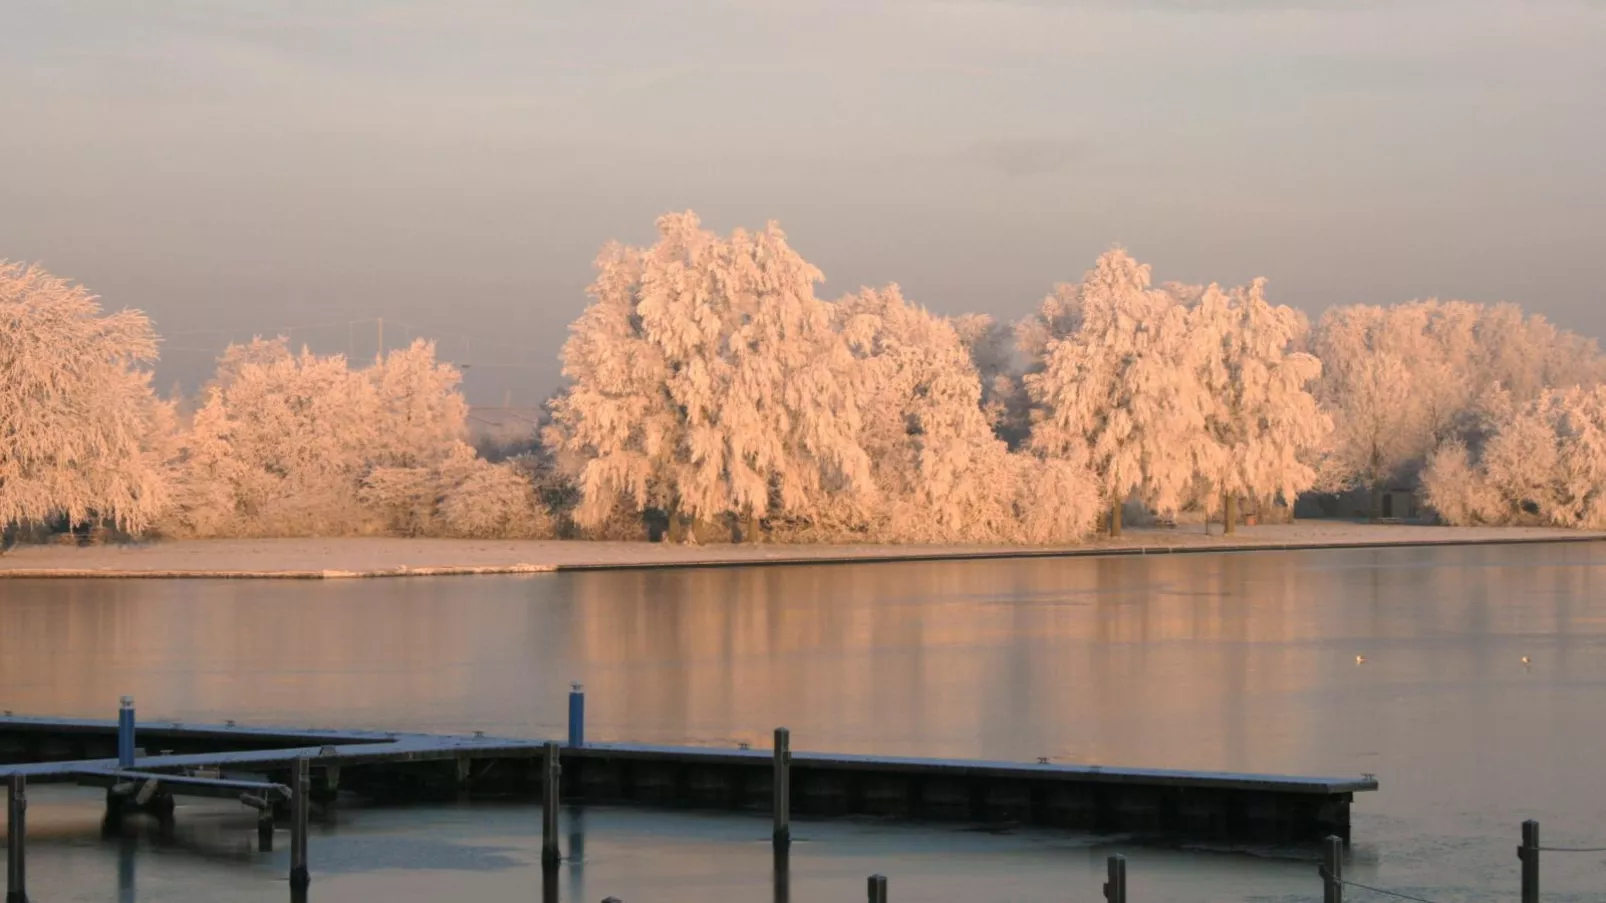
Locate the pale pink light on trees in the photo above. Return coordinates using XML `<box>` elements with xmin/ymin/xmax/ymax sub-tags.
<box><xmin>1189</xmin><ymin>278</ymin><xmax>1330</xmax><ymax>532</ymax></box>
<box><xmin>548</xmin><ymin>212</ymin><xmax>873</xmax><ymax>542</ymax></box>
<box><xmin>0</xmin><ymin>261</ymin><xmax>174</xmax><ymax>537</ymax></box>
<box><xmin>1024</xmin><ymin>250</ymin><xmax>1216</xmax><ymax>536</ymax></box>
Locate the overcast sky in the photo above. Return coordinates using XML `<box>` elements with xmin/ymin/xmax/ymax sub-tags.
<box><xmin>3</xmin><ymin>0</ymin><xmax>1603</xmax><ymax>404</ymax></box>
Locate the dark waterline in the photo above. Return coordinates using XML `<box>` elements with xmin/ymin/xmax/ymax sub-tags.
<box><xmin>3</xmin><ymin>545</ymin><xmax>1605</xmax><ymax>901</ymax></box>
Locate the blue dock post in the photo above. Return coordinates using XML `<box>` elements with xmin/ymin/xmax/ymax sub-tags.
<box><xmin>568</xmin><ymin>682</ymin><xmax>585</xmax><ymax>748</ymax></box>
<box><xmin>117</xmin><ymin>696</ymin><xmax>135</xmax><ymax>769</ymax></box>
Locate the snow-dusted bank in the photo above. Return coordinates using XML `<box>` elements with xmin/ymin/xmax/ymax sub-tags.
<box><xmin>0</xmin><ymin>524</ymin><xmax>1600</xmax><ymax>579</ymax></box>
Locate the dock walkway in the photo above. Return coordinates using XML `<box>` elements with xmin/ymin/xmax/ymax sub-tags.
<box><xmin>1</xmin><ymin>709</ymin><xmax>1378</xmax><ymax>900</ymax></box>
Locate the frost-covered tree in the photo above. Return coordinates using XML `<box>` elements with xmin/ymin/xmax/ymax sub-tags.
<box><xmin>171</xmin><ymin>339</ymin><xmax>378</xmax><ymax>535</ymax></box>
<box><xmin>952</xmin><ymin>313</ymin><xmax>1029</xmax><ymax>448</ymax></box>
<box><xmin>1313</xmin><ymin>300</ymin><xmax>1606</xmax><ymax>514</ymax></box>
<box><xmin>170</xmin><ymin>338</ymin><xmax>548</xmax><ymax>538</ymax></box>
<box><xmin>835</xmin><ymin>286</ymin><xmax>1098</xmax><ymax>542</ymax></box>
<box><xmin>548</xmin><ymin>212</ymin><xmax>872</xmax><ymax>541</ymax></box>
<box><xmin>1025</xmin><ymin>250</ymin><xmax>1215</xmax><ymax>536</ymax></box>
<box><xmin>1423</xmin><ymin>386</ymin><xmax>1606</xmax><ymax>528</ymax></box>
<box><xmin>0</xmin><ymin>261</ymin><xmax>173</xmax><ymax>537</ymax></box>
<box><xmin>1190</xmin><ymin>279</ymin><xmax>1330</xmax><ymax>532</ymax></box>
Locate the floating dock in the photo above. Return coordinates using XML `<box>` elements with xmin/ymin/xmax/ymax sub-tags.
<box><xmin>0</xmin><ymin>706</ymin><xmax>1377</xmax><ymax>899</ymax></box>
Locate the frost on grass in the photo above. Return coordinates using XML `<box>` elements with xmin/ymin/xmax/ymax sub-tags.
<box><xmin>4</xmin><ymin>215</ymin><xmax>1605</xmax><ymax>546</ymax></box>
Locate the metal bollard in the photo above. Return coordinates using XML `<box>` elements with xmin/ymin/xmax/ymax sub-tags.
<box><xmin>1320</xmin><ymin>835</ymin><xmax>1343</xmax><ymax>903</ymax></box>
<box><xmin>542</xmin><ymin>741</ymin><xmax>562</xmax><ymax>868</ymax></box>
<box><xmin>1103</xmin><ymin>854</ymin><xmax>1126</xmax><ymax>903</ymax></box>
<box><xmin>1519</xmin><ymin>820</ymin><xmax>1539</xmax><ymax>903</ymax></box>
<box><xmin>6</xmin><ymin>774</ymin><xmax>26</xmax><ymax>903</ymax></box>
<box><xmin>117</xmin><ymin>696</ymin><xmax>136</xmax><ymax>769</ymax></box>
<box><xmin>568</xmin><ymin>683</ymin><xmax>585</xmax><ymax>748</ymax></box>
<box><xmin>773</xmin><ymin>727</ymin><xmax>791</xmax><ymax>848</ymax></box>
<box><xmin>289</xmin><ymin>758</ymin><xmax>310</xmax><ymax>890</ymax></box>
<box><xmin>866</xmin><ymin>874</ymin><xmax>888</xmax><ymax>903</ymax></box>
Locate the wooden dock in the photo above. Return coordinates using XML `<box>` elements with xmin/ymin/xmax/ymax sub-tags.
<box><xmin>0</xmin><ymin>708</ymin><xmax>1378</xmax><ymax>900</ymax></box>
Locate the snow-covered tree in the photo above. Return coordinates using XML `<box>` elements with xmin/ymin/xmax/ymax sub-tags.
<box><xmin>170</xmin><ymin>338</ymin><xmax>549</xmax><ymax>538</ymax></box>
<box><xmin>1424</xmin><ymin>387</ymin><xmax>1606</xmax><ymax>528</ymax></box>
<box><xmin>952</xmin><ymin>313</ymin><xmax>1031</xmax><ymax>448</ymax></box>
<box><xmin>1313</xmin><ymin>300</ymin><xmax>1606</xmax><ymax>513</ymax></box>
<box><xmin>1024</xmin><ymin>250</ymin><xmax>1215</xmax><ymax>535</ymax></box>
<box><xmin>0</xmin><ymin>261</ymin><xmax>173</xmax><ymax>537</ymax></box>
<box><xmin>833</xmin><ymin>286</ymin><xmax>1098</xmax><ymax>542</ymax></box>
<box><xmin>548</xmin><ymin>212</ymin><xmax>872</xmax><ymax>541</ymax></box>
<box><xmin>171</xmin><ymin>339</ymin><xmax>377</xmax><ymax>535</ymax></box>
<box><xmin>1190</xmin><ymin>279</ymin><xmax>1330</xmax><ymax>532</ymax></box>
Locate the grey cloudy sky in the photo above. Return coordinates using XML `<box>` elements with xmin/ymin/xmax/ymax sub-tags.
<box><xmin>3</xmin><ymin>0</ymin><xmax>1603</xmax><ymax>404</ymax></box>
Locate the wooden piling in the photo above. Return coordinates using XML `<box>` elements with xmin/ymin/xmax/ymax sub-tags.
<box><xmin>773</xmin><ymin>727</ymin><xmax>791</xmax><ymax>848</ymax></box>
<box><xmin>257</xmin><ymin>807</ymin><xmax>274</xmax><ymax>852</ymax></box>
<box><xmin>289</xmin><ymin>758</ymin><xmax>310</xmax><ymax>890</ymax></box>
<box><xmin>542</xmin><ymin>741</ymin><xmax>561</xmax><ymax>868</ymax></box>
<box><xmin>1320</xmin><ymin>835</ymin><xmax>1343</xmax><ymax>903</ymax></box>
<box><xmin>1103</xmin><ymin>854</ymin><xmax>1126</xmax><ymax>903</ymax></box>
<box><xmin>866</xmin><ymin>873</ymin><xmax>888</xmax><ymax>903</ymax></box>
<box><xmin>6</xmin><ymin>774</ymin><xmax>25</xmax><ymax>903</ymax></box>
<box><xmin>541</xmin><ymin>863</ymin><xmax>559</xmax><ymax>903</ymax></box>
<box><xmin>1519</xmin><ymin>820</ymin><xmax>1539</xmax><ymax>903</ymax></box>
<box><xmin>772</xmin><ymin>842</ymin><xmax>790</xmax><ymax>903</ymax></box>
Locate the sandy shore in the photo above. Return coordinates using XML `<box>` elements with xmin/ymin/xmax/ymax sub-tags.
<box><xmin>0</xmin><ymin>523</ymin><xmax>1601</xmax><ymax>578</ymax></box>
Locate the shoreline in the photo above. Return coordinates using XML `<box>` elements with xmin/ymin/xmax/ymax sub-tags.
<box><xmin>1</xmin><ymin>524</ymin><xmax>1602</xmax><ymax>579</ymax></box>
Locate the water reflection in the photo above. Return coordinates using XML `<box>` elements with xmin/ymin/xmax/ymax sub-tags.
<box><xmin>3</xmin><ymin>545</ymin><xmax>1605</xmax><ymax>837</ymax></box>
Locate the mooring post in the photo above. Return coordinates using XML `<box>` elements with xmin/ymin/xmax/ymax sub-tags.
<box><xmin>773</xmin><ymin>727</ymin><xmax>791</xmax><ymax>848</ymax></box>
<box><xmin>257</xmin><ymin>806</ymin><xmax>275</xmax><ymax>853</ymax></box>
<box><xmin>772</xmin><ymin>843</ymin><xmax>791</xmax><ymax>903</ymax></box>
<box><xmin>1519</xmin><ymin>820</ymin><xmax>1539</xmax><ymax>903</ymax></box>
<box><xmin>6</xmin><ymin>773</ymin><xmax>26</xmax><ymax>903</ymax></box>
<box><xmin>866</xmin><ymin>873</ymin><xmax>888</xmax><ymax>903</ymax></box>
<box><xmin>1320</xmin><ymin>835</ymin><xmax>1343</xmax><ymax>903</ymax></box>
<box><xmin>117</xmin><ymin>696</ymin><xmax>136</xmax><ymax>769</ymax></box>
<box><xmin>1103</xmin><ymin>854</ymin><xmax>1127</xmax><ymax>903</ymax></box>
<box><xmin>542</xmin><ymin>741</ymin><xmax>562</xmax><ymax>868</ymax></box>
<box><xmin>568</xmin><ymin>682</ymin><xmax>586</xmax><ymax>748</ymax></box>
<box><xmin>289</xmin><ymin>758</ymin><xmax>310</xmax><ymax>890</ymax></box>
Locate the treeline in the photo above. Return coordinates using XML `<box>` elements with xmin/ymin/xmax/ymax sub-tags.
<box><xmin>2</xmin><ymin>216</ymin><xmax>1602</xmax><ymax>545</ymax></box>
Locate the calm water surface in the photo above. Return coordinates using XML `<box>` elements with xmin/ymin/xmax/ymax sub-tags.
<box><xmin>3</xmin><ymin>544</ymin><xmax>1605</xmax><ymax>901</ymax></box>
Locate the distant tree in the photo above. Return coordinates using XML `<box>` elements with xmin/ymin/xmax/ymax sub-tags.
<box><xmin>170</xmin><ymin>337</ymin><xmax>550</xmax><ymax>538</ymax></box>
<box><xmin>835</xmin><ymin>286</ymin><xmax>1097</xmax><ymax>542</ymax></box>
<box><xmin>1310</xmin><ymin>305</ymin><xmax>1426</xmax><ymax>513</ymax></box>
<box><xmin>548</xmin><ymin>212</ymin><xmax>872</xmax><ymax>541</ymax></box>
<box><xmin>1423</xmin><ymin>387</ymin><xmax>1606</xmax><ymax>528</ymax></box>
<box><xmin>1313</xmin><ymin>300</ymin><xmax>1606</xmax><ymax>515</ymax></box>
<box><xmin>952</xmin><ymin>313</ymin><xmax>1030</xmax><ymax>448</ymax></box>
<box><xmin>1024</xmin><ymin>250</ymin><xmax>1215</xmax><ymax>536</ymax></box>
<box><xmin>1191</xmin><ymin>279</ymin><xmax>1330</xmax><ymax>532</ymax></box>
<box><xmin>0</xmin><ymin>261</ymin><xmax>173</xmax><ymax>538</ymax></box>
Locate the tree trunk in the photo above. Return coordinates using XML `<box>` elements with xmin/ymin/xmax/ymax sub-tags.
<box><xmin>667</xmin><ymin>510</ymin><xmax>685</xmax><ymax>544</ymax></box>
<box><xmin>1109</xmin><ymin>501</ymin><xmax>1123</xmax><ymax>538</ymax></box>
<box><xmin>742</xmin><ymin>513</ymin><xmax>762</xmax><ymax>544</ymax></box>
<box><xmin>1369</xmin><ymin>482</ymin><xmax>1383</xmax><ymax>522</ymax></box>
<box><xmin>1224</xmin><ymin>493</ymin><xmax>1238</xmax><ymax>536</ymax></box>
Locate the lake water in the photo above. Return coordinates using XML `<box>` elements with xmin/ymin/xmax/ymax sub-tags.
<box><xmin>3</xmin><ymin>544</ymin><xmax>1606</xmax><ymax>902</ymax></box>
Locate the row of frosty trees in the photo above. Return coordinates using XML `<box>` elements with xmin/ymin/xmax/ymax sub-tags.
<box><xmin>4</xmin><ymin>211</ymin><xmax>1606</xmax><ymax>544</ymax></box>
